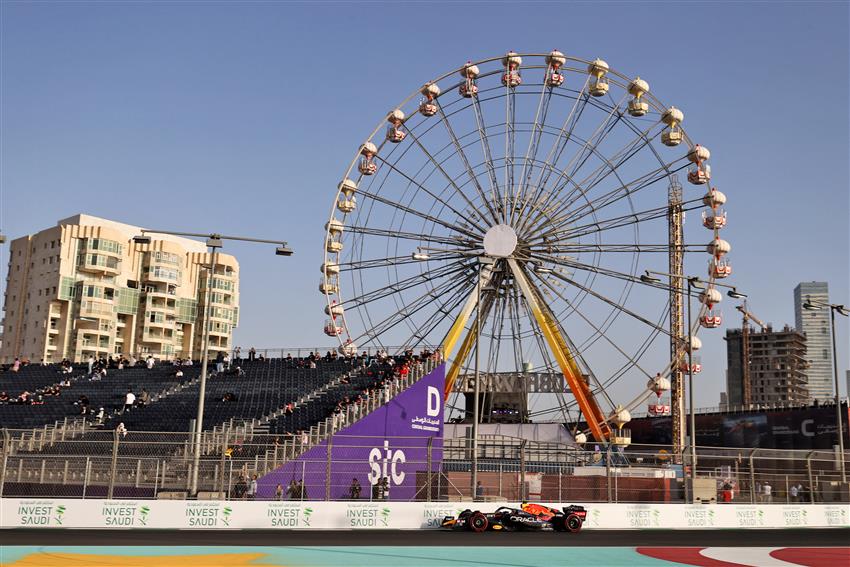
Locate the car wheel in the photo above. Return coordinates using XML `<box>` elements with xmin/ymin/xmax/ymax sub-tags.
<box><xmin>565</xmin><ymin>514</ymin><xmax>582</xmax><ymax>533</ymax></box>
<box><xmin>469</xmin><ymin>512</ymin><xmax>489</xmax><ymax>533</ymax></box>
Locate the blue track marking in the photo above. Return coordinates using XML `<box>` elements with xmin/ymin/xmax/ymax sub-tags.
<box><xmin>0</xmin><ymin>546</ymin><xmax>677</xmax><ymax>566</ymax></box>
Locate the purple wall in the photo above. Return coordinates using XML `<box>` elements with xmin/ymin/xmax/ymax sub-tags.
<box><xmin>258</xmin><ymin>364</ymin><xmax>445</xmax><ymax>500</ymax></box>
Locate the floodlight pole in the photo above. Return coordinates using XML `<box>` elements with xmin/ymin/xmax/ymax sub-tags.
<box><xmin>134</xmin><ymin>228</ymin><xmax>292</xmax><ymax>495</ymax></box>
<box><xmin>806</xmin><ymin>297</ymin><xmax>848</xmax><ymax>483</ymax></box>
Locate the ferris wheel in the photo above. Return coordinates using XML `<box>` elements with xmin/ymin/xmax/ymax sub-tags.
<box><xmin>320</xmin><ymin>51</ymin><xmax>731</xmax><ymax>442</ymax></box>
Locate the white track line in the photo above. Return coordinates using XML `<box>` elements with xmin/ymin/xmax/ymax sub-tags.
<box><xmin>699</xmin><ymin>547</ymin><xmax>803</xmax><ymax>567</ymax></box>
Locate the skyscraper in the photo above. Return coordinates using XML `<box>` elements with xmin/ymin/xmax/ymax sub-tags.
<box><xmin>794</xmin><ymin>282</ymin><xmax>833</xmax><ymax>401</ymax></box>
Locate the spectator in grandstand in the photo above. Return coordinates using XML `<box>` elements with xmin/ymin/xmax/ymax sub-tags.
<box><xmin>762</xmin><ymin>481</ymin><xmax>772</xmax><ymax>503</ymax></box>
<box><xmin>248</xmin><ymin>474</ymin><xmax>258</xmax><ymax>500</ymax></box>
<box><xmin>123</xmin><ymin>389</ymin><xmax>136</xmax><ymax>413</ymax></box>
<box><xmin>224</xmin><ymin>352</ymin><xmax>231</xmax><ymax>370</ymax></box>
<box><xmin>222</xmin><ymin>392</ymin><xmax>237</xmax><ymax>402</ymax></box>
<box><xmin>138</xmin><ymin>389</ymin><xmax>150</xmax><ymax>406</ymax></box>
<box><xmin>87</xmin><ymin>355</ymin><xmax>94</xmax><ymax>375</ymax></box>
<box><xmin>475</xmin><ymin>481</ymin><xmax>485</xmax><ymax>501</ymax></box>
<box><xmin>75</xmin><ymin>394</ymin><xmax>90</xmax><ymax>414</ymax></box>
<box><xmin>146</xmin><ymin>355</ymin><xmax>155</xmax><ymax>370</ymax></box>
<box><xmin>127</xmin><ymin>354</ymin><xmax>137</xmax><ymax>367</ymax></box>
<box><xmin>248</xmin><ymin>347</ymin><xmax>256</xmax><ymax>361</ymax></box>
<box><xmin>234</xmin><ymin>476</ymin><xmax>247</xmax><ymax>499</ymax></box>
<box><xmin>174</xmin><ymin>367</ymin><xmax>184</xmax><ymax>379</ymax></box>
<box><xmin>0</xmin><ymin>391</ymin><xmax>9</xmax><ymax>404</ymax></box>
<box><xmin>275</xmin><ymin>483</ymin><xmax>283</xmax><ymax>501</ymax></box>
<box><xmin>790</xmin><ymin>483</ymin><xmax>799</xmax><ymax>502</ymax></box>
<box><xmin>215</xmin><ymin>351</ymin><xmax>225</xmax><ymax>374</ymax></box>
<box><xmin>286</xmin><ymin>480</ymin><xmax>298</xmax><ymax>500</ymax></box>
<box><xmin>95</xmin><ymin>407</ymin><xmax>106</xmax><ymax>425</ymax></box>
<box><xmin>258</xmin><ymin>353</ymin><xmax>266</xmax><ymax>362</ymax></box>
<box><xmin>116</xmin><ymin>422</ymin><xmax>128</xmax><ymax>437</ymax></box>
<box><xmin>297</xmin><ymin>479</ymin><xmax>306</xmax><ymax>500</ymax></box>
<box><xmin>10</xmin><ymin>357</ymin><xmax>21</xmax><ymax>372</ymax></box>
<box><xmin>349</xmin><ymin>478</ymin><xmax>361</xmax><ymax>500</ymax></box>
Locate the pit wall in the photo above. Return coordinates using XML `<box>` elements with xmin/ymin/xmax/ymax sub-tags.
<box><xmin>1</xmin><ymin>499</ymin><xmax>847</xmax><ymax>530</ymax></box>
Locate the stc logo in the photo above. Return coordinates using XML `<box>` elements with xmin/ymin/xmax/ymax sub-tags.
<box><xmin>368</xmin><ymin>440</ymin><xmax>406</xmax><ymax>486</ymax></box>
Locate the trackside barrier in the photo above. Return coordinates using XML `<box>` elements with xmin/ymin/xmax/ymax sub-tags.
<box><xmin>1</xmin><ymin>499</ymin><xmax>847</xmax><ymax>529</ymax></box>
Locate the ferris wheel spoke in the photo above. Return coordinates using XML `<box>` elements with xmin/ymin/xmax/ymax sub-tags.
<box><xmin>338</xmin><ymin>251</ymin><xmax>467</xmax><ymax>271</ymax></box>
<box><xmin>531</xmin><ymin>77</ymin><xmax>592</xmax><ymax>194</ymax></box>
<box><xmin>345</xmin><ymin>225</ymin><xmax>469</xmax><ymax>247</ymax></box>
<box><xmin>504</xmin><ymin>84</ymin><xmax>517</xmax><ymax>226</ymax></box>
<box><xmin>529</xmin><ymin>269</ymin><xmax>655</xmax><ymax>380</ymax></box>
<box><xmin>349</xmin><ymin>272</ymin><xmax>473</xmax><ymax>346</ymax></box>
<box><xmin>521</xmin><ymin>92</ymin><xmax>627</xmax><ymax>231</ymax></box>
<box><xmin>546</xmin><ymin>198</ymin><xmax>703</xmax><ymax>241</ymax></box>
<box><xmin>341</xmin><ymin>261</ymin><xmax>471</xmax><ymax>309</ymax></box>
<box><xmin>396</xmin><ymin>278</ymin><xmax>479</xmax><ymax>354</ymax></box>
<box><xmin>540</xmin><ymin>120</ymin><xmax>664</xmax><ymax>224</ymax></box>
<box><xmin>371</xmin><ymin>155</ymin><xmax>491</xmax><ymax>234</ymax></box>
<box><xmin>398</xmin><ymin>289</ymin><xmax>468</xmax><ymax>352</ymax></box>
<box><xmin>469</xmin><ymin>95</ymin><xmax>503</xmax><ymax>219</ymax></box>
<box><xmin>512</xmin><ymin>71</ymin><xmax>556</xmax><ymax>227</ymax></box>
<box><xmin>401</xmin><ymin>127</ymin><xmax>493</xmax><ymax>233</ymax></box>
<box><xmin>356</xmin><ymin>185</ymin><xmax>483</xmax><ymax>240</ymax></box>
<box><xmin>436</xmin><ymin>105</ymin><xmax>502</xmax><ymax>225</ymax></box>
<box><xmin>531</xmin><ymin>243</ymin><xmax>703</xmax><ymax>254</ymax></box>
<box><xmin>527</xmin><ymin>161</ymin><xmax>688</xmax><ymax>243</ymax></box>
<box><xmin>545</xmin><ymin>268</ymin><xmax>671</xmax><ymax>336</ymax></box>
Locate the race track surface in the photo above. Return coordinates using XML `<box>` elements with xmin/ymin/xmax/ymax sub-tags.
<box><xmin>4</xmin><ymin>527</ymin><xmax>849</xmax><ymax>546</ymax></box>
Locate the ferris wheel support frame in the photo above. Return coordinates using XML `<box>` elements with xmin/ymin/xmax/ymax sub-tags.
<box><xmin>507</xmin><ymin>258</ymin><xmax>611</xmax><ymax>442</ymax></box>
<box><xmin>668</xmin><ymin>179</ymin><xmax>687</xmax><ymax>463</ymax></box>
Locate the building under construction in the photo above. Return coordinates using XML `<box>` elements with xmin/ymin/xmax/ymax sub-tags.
<box><xmin>725</xmin><ymin>325</ymin><xmax>810</xmax><ymax>407</ymax></box>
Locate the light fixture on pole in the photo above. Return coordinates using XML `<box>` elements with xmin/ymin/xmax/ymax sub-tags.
<box><xmin>803</xmin><ymin>297</ymin><xmax>848</xmax><ymax>483</ymax></box>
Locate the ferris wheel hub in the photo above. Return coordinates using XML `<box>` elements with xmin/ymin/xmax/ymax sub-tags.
<box><xmin>483</xmin><ymin>224</ymin><xmax>518</xmax><ymax>258</ymax></box>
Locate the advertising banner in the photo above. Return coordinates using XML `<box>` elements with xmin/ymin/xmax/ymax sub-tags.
<box><xmin>3</xmin><ymin>499</ymin><xmax>848</xmax><ymax>530</ymax></box>
<box><xmin>256</xmin><ymin>364</ymin><xmax>445</xmax><ymax>501</ymax></box>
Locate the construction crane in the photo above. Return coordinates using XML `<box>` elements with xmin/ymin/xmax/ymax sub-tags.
<box><xmin>735</xmin><ymin>301</ymin><xmax>767</xmax><ymax>406</ymax></box>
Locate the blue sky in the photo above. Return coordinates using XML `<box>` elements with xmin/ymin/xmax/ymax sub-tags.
<box><xmin>1</xmin><ymin>1</ymin><xmax>848</xmax><ymax>408</ymax></box>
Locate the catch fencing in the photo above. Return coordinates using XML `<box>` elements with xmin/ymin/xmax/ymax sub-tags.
<box><xmin>1</xmin><ymin>429</ymin><xmax>847</xmax><ymax>503</ymax></box>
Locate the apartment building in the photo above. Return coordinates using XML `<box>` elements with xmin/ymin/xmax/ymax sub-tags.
<box><xmin>0</xmin><ymin>214</ymin><xmax>239</xmax><ymax>363</ymax></box>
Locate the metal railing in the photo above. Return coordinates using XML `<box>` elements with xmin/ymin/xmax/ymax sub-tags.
<box><xmin>2</xmin><ymin>427</ymin><xmax>846</xmax><ymax>503</ymax></box>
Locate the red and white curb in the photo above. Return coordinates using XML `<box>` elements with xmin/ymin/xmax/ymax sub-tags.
<box><xmin>636</xmin><ymin>547</ymin><xmax>850</xmax><ymax>567</ymax></box>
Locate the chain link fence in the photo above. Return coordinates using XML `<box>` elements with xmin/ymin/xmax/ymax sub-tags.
<box><xmin>1</xmin><ymin>428</ymin><xmax>847</xmax><ymax>503</ymax></box>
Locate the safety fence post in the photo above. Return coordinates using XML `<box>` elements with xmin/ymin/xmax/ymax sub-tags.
<box><xmin>806</xmin><ymin>451</ymin><xmax>815</xmax><ymax>503</ymax></box>
<box><xmin>0</xmin><ymin>429</ymin><xmax>9</xmax><ymax>497</ymax></box>
<box><xmin>325</xmin><ymin>433</ymin><xmax>333</xmax><ymax>501</ymax></box>
<box><xmin>219</xmin><ymin>425</ymin><xmax>229</xmax><ymax>498</ymax></box>
<box><xmin>519</xmin><ymin>440</ymin><xmax>527</xmax><ymax>501</ymax></box>
<box><xmin>606</xmin><ymin>445</ymin><xmax>612</xmax><ymax>503</ymax></box>
<box><xmin>426</xmin><ymin>437</ymin><xmax>433</xmax><ymax>502</ymax></box>
<box><xmin>749</xmin><ymin>449</ymin><xmax>757</xmax><ymax>503</ymax></box>
<box><xmin>107</xmin><ymin>428</ymin><xmax>120</xmax><ymax>499</ymax></box>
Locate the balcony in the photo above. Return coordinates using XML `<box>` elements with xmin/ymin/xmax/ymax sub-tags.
<box><xmin>142</xmin><ymin>267</ymin><xmax>182</xmax><ymax>286</ymax></box>
<box><xmin>78</xmin><ymin>253</ymin><xmax>121</xmax><ymax>276</ymax></box>
<box><xmin>79</xmin><ymin>301</ymin><xmax>116</xmax><ymax>319</ymax></box>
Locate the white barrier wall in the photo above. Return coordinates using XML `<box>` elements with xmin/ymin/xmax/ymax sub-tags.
<box><xmin>1</xmin><ymin>499</ymin><xmax>848</xmax><ymax>530</ymax></box>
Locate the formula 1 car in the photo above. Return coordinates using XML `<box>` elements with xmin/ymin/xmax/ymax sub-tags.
<box><xmin>441</xmin><ymin>502</ymin><xmax>586</xmax><ymax>533</ymax></box>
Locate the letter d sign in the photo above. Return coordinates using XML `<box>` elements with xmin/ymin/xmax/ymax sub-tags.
<box><xmin>427</xmin><ymin>386</ymin><xmax>440</xmax><ymax>417</ymax></box>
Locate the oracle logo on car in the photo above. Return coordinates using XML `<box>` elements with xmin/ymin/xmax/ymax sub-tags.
<box><xmin>367</xmin><ymin>440</ymin><xmax>406</xmax><ymax>486</ymax></box>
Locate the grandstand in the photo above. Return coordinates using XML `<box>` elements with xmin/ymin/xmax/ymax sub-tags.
<box><xmin>0</xmin><ymin>353</ymin><xmax>437</xmax><ymax>498</ymax></box>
